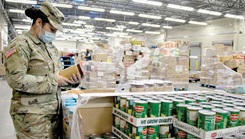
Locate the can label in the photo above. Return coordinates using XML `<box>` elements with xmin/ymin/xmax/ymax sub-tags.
<box><xmin>125</xmin><ymin>122</ymin><xmax>132</xmax><ymax>137</ymax></box>
<box><xmin>187</xmin><ymin>133</ymin><xmax>197</xmax><ymax>139</ymax></box>
<box><xmin>215</xmin><ymin>112</ymin><xmax>228</xmax><ymax>129</ymax></box>
<box><xmin>224</xmin><ymin>108</ymin><xmax>240</xmax><ymax>128</ymax></box>
<box><xmin>173</xmin><ymin>100</ymin><xmax>184</xmax><ymax>115</ymax></box>
<box><xmin>147</xmin><ymin>126</ymin><xmax>159</xmax><ymax>139</ymax></box>
<box><xmin>187</xmin><ymin>109</ymin><xmax>200</xmax><ymax>126</ymax></box>
<box><xmin>114</xmin><ymin>116</ymin><xmax>120</xmax><ymax>129</ymax></box>
<box><xmin>148</xmin><ymin>101</ymin><xmax>161</xmax><ymax>118</ymax></box>
<box><xmin>120</xmin><ymin>97</ymin><xmax>127</xmax><ymax>112</ymax></box>
<box><xmin>176</xmin><ymin>130</ymin><xmax>187</xmax><ymax>139</ymax></box>
<box><xmin>134</xmin><ymin>101</ymin><xmax>148</xmax><ymax>118</ymax></box>
<box><xmin>177</xmin><ymin>104</ymin><xmax>188</xmax><ymax>122</ymax></box>
<box><xmin>115</xmin><ymin>96</ymin><xmax>120</xmax><ymax>109</ymax></box>
<box><xmin>239</xmin><ymin>110</ymin><xmax>245</xmax><ymax>126</ymax></box>
<box><xmin>197</xmin><ymin>111</ymin><xmax>215</xmax><ymax>131</ymax></box>
<box><xmin>159</xmin><ymin>125</ymin><xmax>171</xmax><ymax>138</ymax></box>
<box><xmin>126</xmin><ymin>98</ymin><xmax>138</xmax><ymax>115</ymax></box>
<box><xmin>120</xmin><ymin>119</ymin><xmax>126</xmax><ymax>133</ymax></box>
<box><xmin>161</xmin><ymin>100</ymin><xmax>173</xmax><ymax>117</ymax></box>
<box><xmin>132</xmin><ymin>126</ymin><xmax>147</xmax><ymax>139</ymax></box>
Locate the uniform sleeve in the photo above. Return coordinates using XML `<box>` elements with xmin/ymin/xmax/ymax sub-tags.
<box><xmin>4</xmin><ymin>38</ymin><xmax>58</xmax><ymax>94</ymax></box>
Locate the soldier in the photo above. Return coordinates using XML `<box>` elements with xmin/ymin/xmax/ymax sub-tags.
<box><xmin>4</xmin><ymin>1</ymin><xmax>82</xmax><ymax>139</ymax></box>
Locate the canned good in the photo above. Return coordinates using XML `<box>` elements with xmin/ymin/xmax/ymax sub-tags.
<box><xmin>188</xmin><ymin>103</ymin><xmax>200</xmax><ymax>107</ymax></box>
<box><xmin>134</xmin><ymin>100</ymin><xmax>148</xmax><ymax>118</ymax></box>
<box><xmin>199</xmin><ymin>102</ymin><xmax>211</xmax><ymax>105</ymax></box>
<box><xmin>212</xmin><ymin>97</ymin><xmax>222</xmax><ymax>101</ymax></box>
<box><xmin>175</xmin><ymin>96</ymin><xmax>185</xmax><ymax>100</ymax></box>
<box><xmin>173</xmin><ymin>99</ymin><xmax>185</xmax><ymax>115</ymax></box>
<box><xmin>120</xmin><ymin>119</ymin><xmax>126</xmax><ymax>133</ymax></box>
<box><xmin>211</xmin><ymin>104</ymin><xmax>224</xmax><ymax>109</ymax></box>
<box><xmin>177</xmin><ymin>104</ymin><xmax>189</xmax><ymax>122</ymax></box>
<box><xmin>89</xmin><ymin>134</ymin><xmax>102</xmax><ymax>139</ymax></box>
<box><xmin>160</xmin><ymin>100</ymin><xmax>173</xmax><ymax>117</ymax></box>
<box><xmin>198</xmin><ymin>94</ymin><xmax>206</xmax><ymax>97</ymax></box>
<box><xmin>114</xmin><ymin>116</ymin><xmax>120</xmax><ymax>129</ymax></box>
<box><xmin>148</xmin><ymin>100</ymin><xmax>161</xmax><ymax>118</ymax></box>
<box><xmin>222</xmin><ymin>100</ymin><xmax>233</xmax><ymax>104</ymax></box>
<box><xmin>186</xmin><ymin>133</ymin><xmax>197</xmax><ymax>139</ymax></box>
<box><xmin>147</xmin><ymin>126</ymin><xmax>160</xmax><ymax>139</ymax></box>
<box><xmin>184</xmin><ymin>99</ymin><xmax>196</xmax><ymax>104</ymax></box>
<box><xmin>187</xmin><ymin>106</ymin><xmax>202</xmax><ymax>126</ymax></box>
<box><xmin>132</xmin><ymin>126</ymin><xmax>147</xmax><ymax>139</ymax></box>
<box><xmin>141</xmin><ymin>97</ymin><xmax>153</xmax><ymax>101</ymax></box>
<box><xmin>125</xmin><ymin>122</ymin><xmax>132</xmax><ymax>137</ymax></box>
<box><xmin>177</xmin><ymin>130</ymin><xmax>187</xmax><ymax>139</ymax></box>
<box><xmin>120</xmin><ymin>96</ymin><xmax>127</xmax><ymax>112</ymax></box>
<box><xmin>222</xmin><ymin>103</ymin><xmax>234</xmax><ymax>108</ymax></box>
<box><xmin>196</xmin><ymin>97</ymin><xmax>207</xmax><ymax>103</ymax></box>
<box><xmin>236</xmin><ymin>106</ymin><xmax>245</xmax><ymax>126</ymax></box>
<box><xmin>224</xmin><ymin>107</ymin><xmax>240</xmax><ymax>127</ymax></box>
<box><xmin>212</xmin><ymin>108</ymin><xmax>229</xmax><ymax>129</ymax></box>
<box><xmin>211</xmin><ymin>101</ymin><xmax>222</xmax><ymax>105</ymax></box>
<box><xmin>115</xmin><ymin>96</ymin><xmax>120</xmax><ymax>109</ymax></box>
<box><xmin>234</xmin><ymin>103</ymin><xmax>245</xmax><ymax>107</ymax></box>
<box><xmin>159</xmin><ymin>125</ymin><xmax>171</xmax><ymax>139</ymax></box>
<box><xmin>163</xmin><ymin>96</ymin><xmax>174</xmax><ymax>100</ymax></box>
<box><xmin>126</xmin><ymin>98</ymin><xmax>139</xmax><ymax>115</ymax></box>
<box><xmin>197</xmin><ymin>110</ymin><xmax>215</xmax><ymax>131</ymax></box>
<box><xmin>201</xmin><ymin>105</ymin><xmax>214</xmax><ymax>110</ymax></box>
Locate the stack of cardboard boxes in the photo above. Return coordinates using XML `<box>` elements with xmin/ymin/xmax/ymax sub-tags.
<box><xmin>0</xmin><ymin>51</ymin><xmax>6</xmax><ymax>76</ymax></box>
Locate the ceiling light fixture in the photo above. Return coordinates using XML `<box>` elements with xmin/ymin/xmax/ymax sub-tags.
<box><xmin>120</xmin><ymin>35</ymin><xmax>132</xmax><ymax>38</ymax></box>
<box><xmin>189</xmin><ymin>21</ymin><xmax>208</xmax><ymax>26</ymax></box>
<box><xmin>78</xmin><ymin>6</ymin><xmax>105</xmax><ymax>12</ymax></box>
<box><xmin>22</xmin><ymin>19</ymin><xmax>32</xmax><ymax>23</ymax></box>
<box><xmin>113</xmin><ymin>32</ymin><xmax>128</xmax><ymax>36</ymax></box>
<box><xmin>105</xmin><ymin>34</ymin><xmax>117</xmax><ymax>37</ymax></box>
<box><xmin>197</xmin><ymin>9</ymin><xmax>222</xmax><ymax>16</ymax></box>
<box><xmin>78</xmin><ymin>16</ymin><xmax>91</xmax><ymax>20</ymax></box>
<box><xmin>9</xmin><ymin>9</ymin><xmax>25</xmax><ymax>14</ymax></box>
<box><xmin>142</xmin><ymin>23</ymin><xmax>161</xmax><ymax>28</ymax></box>
<box><xmin>167</xmin><ymin>4</ymin><xmax>194</xmax><ymax>11</ymax></box>
<box><xmin>132</xmin><ymin>0</ymin><xmax>163</xmax><ymax>6</ymax></box>
<box><xmin>14</xmin><ymin>25</ymin><xmax>31</xmax><ymax>30</ymax></box>
<box><xmin>51</xmin><ymin>3</ymin><xmax>73</xmax><ymax>8</ymax></box>
<box><xmin>225</xmin><ymin>14</ymin><xmax>244</xmax><ymax>20</ymax></box>
<box><xmin>84</xmin><ymin>25</ymin><xmax>95</xmax><ymax>28</ymax></box>
<box><xmin>73</xmin><ymin>20</ymin><xmax>86</xmax><ymax>24</ymax></box>
<box><xmin>94</xmin><ymin>18</ymin><xmax>116</xmax><ymax>22</ymax></box>
<box><xmin>145</xmin><ymin>31</ymin><xmax>161</xmax><ymax>34</ymax></box>
<box><xmin>165</xmin><ymin>17</ymin><xmax>186</xmax><ymax>23</ymax></box>
<box><xmin>110</xmin><ymin>10</ymin><xmax>135</xmax><ymax>16</ymax></box>
<box><xmin>126</xmin><ymin>29</ymin><xmax>143</xmax><ymax>33</ymax></box>
<box><xmin>163</xmin><ymin>26</ymin><xmax>173</xmax><ymax>29</ymax></box>
<box><xmin>62</xmin><ymin>23</ymin><xmax>81</xmax><ymax>27</ymax></box>
<box><xmin>128</xmin><ymin>21</ymin><xmax>139</xmax><ymax>25</ymax></box>
<box><xmin>5</xmin><ymin>0</ymin><xmax>37</xmax><ymax>4</ymax></box>
<box><xmin>106</xmin><ymin>27</ymin><xmax>124</xmax><ymax>31</ymax></box>
<box><xmin>76</xmin><ymin>28</ymin><xmax>94</xmax><ymax>32</ymax></box>
<box><xmin>139</xmin><ymin>14</ymin><xmax>162</xmax><ymax>19</ymax></box>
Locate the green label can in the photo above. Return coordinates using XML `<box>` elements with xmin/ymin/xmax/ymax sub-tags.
<box><xmin>222</xmin><ymin>100</ymin><xmax>233</xmax><ymax>104</ymax></box>
<box><xmin>148</xmin><ymin>100</ymin><xmax>161</xmax><ymax>118</ymax></box>
<box><xmin>134</xmin><ymin>100</ymin><xmax>148</xmax><ymax>118</ymax></box>
<box><xmin>201</xmin><ymin>105</ymin><xmax>214</xmax><ymax>110</ymax></box>
<box><xmin>173</xmin><ymin>99</ymin><xmax>185</xmax><ymax>115</ymax></box>
<box><xmin>211</xmin><ymin>101</ymin><xmax>222</xmax><ymax>105</ymax></box>
<box><xmin>132</xmin><ymin>126</ymin><xmax>147</xmax><ymax>139</ymax></box>
<box><xmin>120</xmin><ymin>96</ymin><xmax>127</xmax><ymax>112</ymax></box>
<box><xmin>186</xmin><ymin>133</ymin><xmax>197</xmax><ymax>139</ymax></box>
<box><xmin>197</xmin><ymin>110</ymin><xmax>215</xmax><ymax>131</ymax></box>
<box><xmin>187</xmin><ymin>106</ymin><xmax>202</xmax><ymax>126</ymax></box>
<box><xmin>120</xmin><ymin>119</ymin><xmax>126</xmax><ymax>133</ymax></box>
<box><xmin>212</xmin><ymin>108</ymin><xmax>229</xmax><ymax>129</ymax></box>
<box><xmin>126</xmin><ymin>98</ymin><xmax>139</xmax><ymax>115</ymax></box>
<box><xmin>176</xmin><ymin>130</ymin><xmax>187</xmax><ymax>139</ymax></box>
<box><xmin>177</xmin><ymin>104</ymin><xmax>189</xmax><ymax>122</ymax></box>
<box><xmin>115</xmin><ymin>96</ymin><xmax>120</xmax><ymax>109</ymax></box>
<box><xmin>196</xmin><ymin>97</ymin><xmax>207</xmax><ymax>103</ymax></box>
<box><xmin>147</xmin><ymin>126</ymin><xmax>159</xmax><ymax>139</ymax></box>
<box><xmin>224</xmin><ymin>107</ymin><xmax>240</xmax><ymax>127</ymax></box>
<box><xmin>184</xmin><ymin>99</ymin><xmax>196</xmax><ymax>104</ymax></box>
<box><xmin>188</xmin><ymin>103</ymin><xmax>200</xmax><ymax>107</ymax></box>
<box><xmin>141</xmin><ymin>97</ymin><xmax>153</xmax><ymax>101</ymax></box>
<box><xmin>125</xmin><ymin>122</ymin><xmax>132</xmax><ymax>137</ymax></box>
<box><xmin>114</xmin><ymin>116</ymin><xmax>120</xmax><ymax>129</ymax></box>
<box><xmin>236</xmin><ymin>107</ymin><xmax>245</xmax><ymax>126</ymax></box>
<box><xmin>159</xmin><ymin>125</ymin><xmax>171</xmax><ymax>139</ymax></box>
<box><xmin>199</xmin><ymin>102</ymin><xmax>211</xmax><ymax>105</ymax></box>
<box><xmin>160</xmin><ymin>100</ymin><xmax>173</xmax><ymax>117</ymax></box>
<box><xmin>222</xmin><ymin>103</ymin><xmax>234</xmax><ymax>108</ymax></box>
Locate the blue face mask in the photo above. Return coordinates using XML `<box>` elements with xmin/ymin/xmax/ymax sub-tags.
<box><xmin>38</xmin><ymin>27</ymin><xmax>56</xmax><ymax>43</ymax></box>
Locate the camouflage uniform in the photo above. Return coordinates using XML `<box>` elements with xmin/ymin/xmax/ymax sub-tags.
<box><xmin>4</xmin><ymin>1</ymin><xmax>65</xmax><ymax>139</ymax></box>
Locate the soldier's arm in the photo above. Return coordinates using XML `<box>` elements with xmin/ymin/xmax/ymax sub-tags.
<box><xmin>5</xmin><ymin>39</ymin><xmax>58</xmax><ymax>94</ymax></box>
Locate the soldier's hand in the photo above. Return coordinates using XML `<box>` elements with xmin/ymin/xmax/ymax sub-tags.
<box><xmin>56</xmin><ymin>73</ymin><xmax>74</xmax><ymax>86</ymax></box>
<box><xmin>69</xmin><ymin>73</ymin><xmax>82</xmax><ymax>84</ymax></box>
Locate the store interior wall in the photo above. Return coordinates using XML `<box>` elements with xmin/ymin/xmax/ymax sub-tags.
<box><xmin>0</xmin><ymin>12</ymin><xmax>8</xmax><ymax>51</ymax></box>
<box><xmin>133</xmin><ymin>33</ymin><xmax>165</xmax><ymax>47</ymax></box>
<box><xmin>53</xmin><ymin>40</ymin><xmax>98</xmax><ymax>52</ymax></box>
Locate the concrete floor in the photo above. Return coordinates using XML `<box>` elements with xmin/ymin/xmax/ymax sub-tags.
<box><xmin>0</xmin><ymin>79</ymin><xmax>203</xmax><ymax>139</ymax></box>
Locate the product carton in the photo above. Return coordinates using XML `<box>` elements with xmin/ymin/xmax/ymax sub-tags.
<box><xmin>60</xmin><ymin>64</ymin><xmax>83</xmax><ymax>79</ymax></box>
<box><xmin>93</xmin><ymin>54</ymin><xmax>108</xmax><ymax>62</ymax></box>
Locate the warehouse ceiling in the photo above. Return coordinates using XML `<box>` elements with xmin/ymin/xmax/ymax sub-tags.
<box><xmin>2</xmin><ymin>0</ymin><xmax>245</xmax><ymax>42</ymax></box>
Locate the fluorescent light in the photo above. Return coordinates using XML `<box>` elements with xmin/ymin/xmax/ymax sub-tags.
<box><xmin>14</xmin><ymin>25</ymin><xmax>31</xmax><ymax>30</ymax></box>
<box><xmin>142</xmin><ymin>23</ymin><xmax>160</xmax><ymax>28</ymax></box>
<box><xmin>9</xmin><ymin>9</ymin><xmax>25</xmax><ymax>14</ymax></box>
<box><xmin>105</xmin><ymin>34</ymin><xmax>117</xmax><ymax>37</ymax></box>
<box><xmin>73</xmin><ymin>20</ymin><xmax>86</xmax><ymax>24</ymax></box>
<box><xmin>78</xmin><ymin>6</ymin><xmax>105</xmax><ymax>12</ymax></box>
<box><xmin>132</xmin><ymin>0</ymin><xmax>162</xmax><ymax>6</ymax></box>
<box><xmin>78</xmin><ymin>16</ymin><xmax>91</xmax><ymax>20</ymax></box>
<box><xmin>126</xmin><ymin>29</ymin><xmax>143</xmax><ymax>33</ymax></box>
<box><xmin>139</xmin><ymin>14</ymin><xmax>162</xmax><ymax>19</ymax></box>
<box><xmin>145</xmin><ymin>31</ymin><xmax>161</xmax><ymax>34</ymax></box>
<box><xmin>163</xmin><ymin>26</ymin><xmax>173</xmax><ymax>29</ymax></box>
<box><xmin>106</xmin><ymin>27</ymin><xmax>124</xmax><ymax>31</ymax></box>
<box><xmin>62</xmin><ymin>23</ymin><xmax>81</xmax><ymax>27</ymax></box>
<box><xmin>120</xmin><ymin>35</ymin><xmax>132</xmax><ymax>38</ymax></box>
<box><xmin>51</xmin><ymin>3</ymin><xmax>72</xmax><ymax>8</ymax></box>
<box><xmin>167</xmin><ymin>4</ymin><xmax>194</xmax><ymax>11</ymax></box>
<box><xmin>165</xmin><ymin>17</ymin><xmax>186</xmax><ymax>23</ymax></box>
<box><xmin>113</xmin><ymin>32</ymin><xmax>128</xmax><ymax>36</ymax></box>
<box><xmin>22</xmin><ymin>19</ymin><xmax>32</xmax><ymax>23</ymax></box>
<box><xmin>94</xmin><ymin>18</ymin><xmax>116</xmax><ymax>22</ymax></box>
<box><xmin>128</xmin><ymin>21</ymin><xmax>139</xmax><ymax>25</ymax></box>
<box><xmin>5</xmin><ymin>0</ymin><xmax>37</xmax><ymax>4</ymax></box>
<box><xmin>197</xmin><ymin>9</ymin><xmax>222</xmax><ymax>16</ymax></box>
<box><xmin>110</xmin><ymin>10</ymin><xmax>135</xmax><ymax>16</ymax></box>
<box><xmin>84</xmin><ymin>25</ymin><xmax>94</xmax><ymax>28</ymax></box>
<box><xmin>189</xmin><ymin>21</ymin><xmax>207</xmax><ymax>26</ymax></box>
<box><xmin>225</xmin><ymin>14</ymin><xmax>244</xmax><ymax>20</ymax></box>
<box><xmin>76</xmin><ymin>28</ymin><xmax>94</xmax><ymax>32</ymax></box>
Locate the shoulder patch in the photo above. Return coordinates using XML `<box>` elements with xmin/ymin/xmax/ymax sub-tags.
<box><xmin>5</xmin><ymin>47</ymin><xmax>17</xmax><ymax>59</ymax></box>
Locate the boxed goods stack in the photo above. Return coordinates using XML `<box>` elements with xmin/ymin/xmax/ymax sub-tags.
<box><xmin>81</xmin><ymin>61</ymin><xmax>117</xmax><ymax>90</ymax></box>
<box><xmin>129</xmin><ymin>80</ymin><xmax>173</xmax><ymax>92</ymax></box>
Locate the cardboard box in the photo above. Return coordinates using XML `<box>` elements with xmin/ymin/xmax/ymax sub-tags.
<box><xmin>60</xmin><ymin>64</ymin><xmax>83</xmax><ymax>79</ymax></box>
<box><xmin>93</xmin><ymin>54</ymin><xmax>108</xmax><ymax>62</ymax></box>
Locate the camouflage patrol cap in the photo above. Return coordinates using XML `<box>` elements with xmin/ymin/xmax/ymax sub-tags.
<box><xmin>40</xmin><ymin>1</ymin><xmax>64</xmax><ymax>31</ymax></box>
